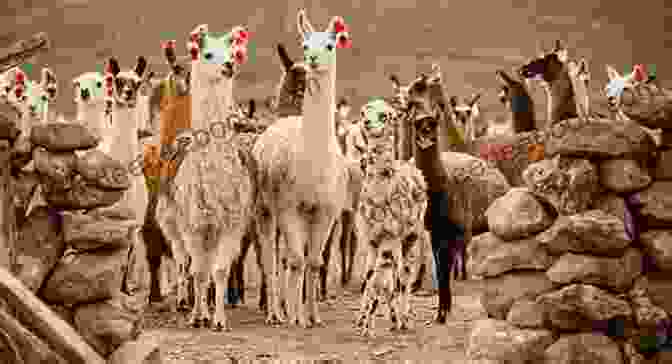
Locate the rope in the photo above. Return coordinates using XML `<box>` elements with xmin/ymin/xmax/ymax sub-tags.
<box><xmin>0</xmin><ymin>326</ymin><xmax>25</xmax><ymax>364</ymax></box>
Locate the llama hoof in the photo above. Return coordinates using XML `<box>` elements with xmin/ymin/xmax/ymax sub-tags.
<box><xmin>190</xmin><ymin>318</ymin><xmax>203</xmax><ymax>328</ymax></box>
<box><xmin>434</xmin><ymin>310</ymin><xmax>448</xmax><ymax>324</ymax></box>
<box><xmin>177</xmin><ymin>299</ymin><xmax>190</xmax><ymax>312</ymax></box>
<box><xmin>309</xmin><ymin>316</ymin><xmax>324</xmax><ymax>328</ymax></box>
<box><xmin>265</xmin><ymin>312</ymin><xmax>285</xmax><ymax>326</ymax></box>
<box><xmin>213</xmin><ymin>321</ymin><xmax>230</xmax><ymax>332</ymax></box>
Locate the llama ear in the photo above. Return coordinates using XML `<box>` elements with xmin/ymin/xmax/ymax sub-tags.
<box><xmin>578</xmin><ymin>58</ymin><xmax>588</xmax><ymax>74</ymax></box>
<box><xmin>496</xmin><ymin>70</ymin><xmax>514</xmax><ymax>85</ymax></box>
<box><xmin>248</xmin><ymin>99</ymin><xmax>256</xmax><ymax>118</ymax></box>
<box><xmin>389</xmin><ymin>74</ymin><xmax>401</xmax><ymax>92</ymax></box>
<box><xmin>134</xmin><ymin>56</ymin><xmax>148</xmax><ymax>77</ymax></box>
<box><xmin>107</xmin><ymin>57</ymin><xmax>121</xmax><ymax>76</ymax></box>
<box><xmin>606</xmin><ymin>65</ymin><xmax>621</xmax><ymax>81</ymax></box>
<box><xmin>297</xmin><ymin>8</ymin><xmax>315</xmax><ymax>40</ymax></box>
<box><xmin>469</xmin><ymin>93</ymin><xmax>482</xmax><ymax>107</ymax></box>
<box><xmin>429</xmin><ymin>62</ymin><xmax>442</xmax><ymax>82</ymax></box>
<box><xmin>449</xmin><ymin>96</ymin><xmax>458</xmax><ymax>108</ymax></box>
<box><xmin>554</xmin><ymin>41</ymin><xmax>568</xmax><ymax>63</ymax></box>
<box><xmin>277</xmin><ymin>43</ymin><xmax>294</xmax><ymax>71</ymax></box>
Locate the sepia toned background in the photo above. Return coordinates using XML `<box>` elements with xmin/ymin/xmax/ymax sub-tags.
<box><xmin>1</xmin><ymin>0</ymin><xmax>671</xmax><ymax>124</ymax></box>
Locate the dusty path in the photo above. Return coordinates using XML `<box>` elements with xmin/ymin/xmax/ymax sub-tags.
<box><xmin>141</xmin><ymin>281</ymin><xmax>486</xmax><ymax>363</ymax></box>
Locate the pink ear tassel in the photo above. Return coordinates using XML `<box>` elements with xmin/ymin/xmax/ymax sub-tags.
<box><xmin>189</xmin><ymin>41</ymin><xmax>199</xmax><ymax>60</ymax></box>
<box><xmin>333</xmin><ymin>16</ymin><xmax>347</xmax><ymax>34</ymax></box>
<box><xmin>15</xmin><ymin>70</ymin><xmax>25</xmax><ymax>83</ymax></box>
<box><xmin>233</xmin><ymin>46</ymin><xmax>247</xmax><ymax>65</ymax></box>
<box><xmin>336</xmin><ymin>32</ymin><xmax>352</xmax><ymax>48</ymax></box>
<box><xmin>633</xmin><ymin>64</ymin><xmax>647</xmax><ymax>83</ymax></box>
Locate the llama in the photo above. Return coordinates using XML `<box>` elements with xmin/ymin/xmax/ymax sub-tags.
<box><xmin>391</xmin><ymin>70</ymin><xmax>474</xmax><ymax>324</ymax></box>
<box><xmin>449</xmin><ymin>93</ymin><xmax>483</xmax><ymax>140</ymax></box>
<box><xmin>495</xmin><ymin>70</ymin><xmax>536</xmax><ymax>134</ymax></box>
<box><xmin>8</xmin><ymin>68</ymin><xmax>57</xmax><ymax>133</ymax></box>
<box><xmin>252</xmin><ymin>9</ymin><xmax>353</xmax><ymax>327</ymax></box>
<box><xmin>72</xmin><ymin>71</ymin><xmax>111</xmax><ymax>153</ymax></box>
<box><xmin>155</xmin><ymin>24</ymin><xmax>255</xmax><ymax>331</ymax></box>
<box><xmin>354</xmin><ymin>98</ymin><xmax>427</xmax><ymax>336</ymax></box>
<box><xmin>518</xmin><ymin>40</ymin><xmax>579</xmax><ymax>127</ymax></box>
<box><xmin>604</xmin><ymin>64</ymin><xmax>663</xmax><ymax>146</ymax></box>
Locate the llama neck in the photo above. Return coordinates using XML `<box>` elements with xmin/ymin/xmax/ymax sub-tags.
<box><xmin>301</xmin><ymin>65</ymin><xmax>339</xmax><ymax>166</ymax></box>
<box><xmin>135</xmin><ymin>94</ymin><xmax>151</xmax><ymax>131</ymax></box>
<box><xmin>545</xmin><ymin>71</ymin><xmax>578</xmax><ymax>124</ymax></box>
<box><xmin>509</xmin><ymin>93</ymin><xmax>536</xmax><ymax>133</ymax></box>
<box><xmin>109</xmin><ymin>106</ymin><xmax>138</xmax><ymax>164</ymax></box>
<box><xmin>414</xmin><ymin>140</ymin><xmax>449</xmax><ymax>193</ymax></box>
<box><xmin>441</xmin><ymin>111</ymin><xmax>469</xmax><ymax>153</ymax></box>
<box><xmin>396</xmin><ymin>118</ymin><xmax>414</xmax><ymax>161</ymax></box>
<box><xmin>191</xmin><ymin>62</ymin><xmax>234</xmax><ymax>131</ymax></box>
<box><xmin>569</xmin><ymin>77</ymin><xmax>590</xmax><ymax>119</ymax></box>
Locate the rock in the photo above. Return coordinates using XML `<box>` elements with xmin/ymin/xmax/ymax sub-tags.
<box><xmin>629</xmin><ymin>276</ymin><xmax>671</xmax><ymax>331</ymax></box>
<box><xmin>485</xmin><ymin>187</ymin><xmax>554</xmax><ymax>241</ymax></box>
<box><xmin>544</xmin><ymin>118</ymin><xmax>657</xmax><ymax>159</ymax></box>
<box><xmin>599</xmin><ymin>158</ymin><xmax>652</xmax><ymax>193</ymax></box>
<box><xmin>636</xmin><ymin>273</ymin><xmax>672</xmax><ymax>317</ymax></box>
<box><xmin>412</xmin><ymin>151</ymin><xmax>511</xmax><ymax>231</ymax></box>
<box><xmin>468</xmin><ymin>130</ymin><xmax>548</xmax><ymax>187</ymax></box>
<box><xmin>654</xmin><ymin>149</ymin><xmax>672</xmax><ymax>180</ymax></box>
<box><xmin>640</xmin><ymin>230</ymin><xmax>672</xmax><ymax>271</ymax></box>
<box><xmin>30</xmin><ymin>123</ymin><xmax>100</xmax><ymax>152</ymax></box>
<box><xmin>0</xmin><ymin>306</ymin><xmax>67</xmax><ymax>364</ymax></box>
<box><xmin>522</xmin><ymin>155</ymin><xmax>599</xmax><ymax>215</ymax></box>
<box><xmin>10</xmin><ymin>170</ymin><xmax>40</xmax><ymax>224</ymax></box>
<box><xmin>0</xmin><ymin>105</ymin><xmax>20</xmax><ymax>142</ymax></box>
<box><xmin>33</xmin><ymin>147</ymin><xmax>77</xmax><ymax>189</ymax></box>
<box><xmin>592</xmin><ymin>193</ymin><xmax>628</xmax><ymax>223</ymax></box>
<box><xmin>41</xmin><ymin>247</ymin><xmax>129</xmax><ymax>305</ymax></box>
<box><xmin>546</xmin><ymin>248</ymin><xmax>643</xmax><ymax>291</ymax></box>
<box><xmin>50</xmin><ymin>304</ymin><xmax>74</xmax><ymax>325</ymax></box>
<box><xmin>11</xmin><ymin>207</ymin><xmax>65</xmax><ymax>292</ymax></box>
<box><xmin>506</xmin><ymin>298</ymin><xmax>545</xmax><ymax>328</ymax></box>
<box><xmin>467</xmin><ymin>232</ymin><xmax>553</xmax><ymax>277</ymax></box>
<box><xmin>617</xmin><ymin>82</ymin><xmax>672</xmax><ymax>131</ymax></box>
<box><xmin>44</xmin><ymin>175</ymin><xmax>124</xmax><ymax>210</ymax></box>
<box><xmin>480</xmin><ymin>271</ymin><xmax>555</xmax><ymax>319</ymax></box>
<box><xmin>107</xmin><ymin>334</ymin><xmax>162</xmax><ymax>364</ymax></box>
<box><xmin>622</xmin><ymin>340</ymin><xmax>659</xmax><ymax>364</ymax></box>
<box><xmin>538</xmin><ymin>283</ymin><xmax>634</xmax><ymax>333</ymax></box>
<box><xmin>87</xmin><ymin>205</ymin><xmax>136</xmax><ymax>221</ymax></box>
<box><xmin>62</xmin><ymin>211</ymin><xmax>132</xmax><ymax>251</ymax></box>
<box><xmin>11</xmin><ymin>134</ymin><xmax>33</xmax><ymax>169</ymax></box>
<box><xmin>75</xmin><ymin>149</ymin><xmax>131</xmax><ymax>190</ymax></box>
<box><xmin>637</xmin><ymin>182</ymin><xmax>672</xmax><ymax>228</ymax></box>
<box><xmin>74</xmin><ymin>294</ymin><xmax>142</xmax><ymax>357</ymax></box>
<box><xmin>544</xmin><ymin>333</ymin><xmax>623</xmax><ymax>364</ymax></box>
<box><xmin>536</xmin><ymin>210</ymin><xmax>631</xmax><ymax>257</ymax></box>
<box><xmin>466</xmin><ymin>318</ymin><xmax>554</xmax><ymax>363</ymax></box>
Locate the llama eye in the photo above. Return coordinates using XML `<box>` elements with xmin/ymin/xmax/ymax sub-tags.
<box><xmin>41</xmin><ymin>95</ymin><xmax>47</xmax><ymax>101</ymax></box>
<box><xmin>204</xmin><ymin>53</ymin><xmax>213</xmax><ymax>60</ymax></box>
<box><xmin>326</xmin><ymin>44</ymin><xmax>334</xmax><ymax>51</ymax></box>
<box><xmin>96</xmin><ymin>81</ymin><xmax>102</xmax><ymax>88</ymax></box>
<box><xmin>303</xmin><ymin>45</ymin><xmax>308</xmax><ymax>50</ymax></box>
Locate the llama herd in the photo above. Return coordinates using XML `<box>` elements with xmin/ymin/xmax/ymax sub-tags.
<box><xmin>0</xmin><ymin>9</ymin><xmax>664</xmax><ymax>338</ymax></box>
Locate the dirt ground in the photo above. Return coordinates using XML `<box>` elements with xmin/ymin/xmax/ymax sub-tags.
<box><xmin>141</xmin><ymin>281</ymin><xmax>486</xmax><ymax>363</ymax></box>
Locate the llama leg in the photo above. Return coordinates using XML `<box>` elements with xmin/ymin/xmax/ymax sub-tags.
<box><xmin>361</xmin><ymin>243</ymin><xmax>376</xmax><ymax>293</ymax></box>
<box><xmin>340</xmin><ymin>210</ymin><xmax>356</xmax><ymax>286</ymax></box>
<box><xmin>279</xmin><ymin>211</ymin><xmax>308</xmax><ymax>328</ymax></box>
<box><xmin>212</xmin><ymin>233</ymin><xmax>243</xmax><ymax>331</ymax></box>
<box><xmin>306</xmin><ymin>213</ymin><xmax>337</xmax><ymax>327</ymax></box>
<box><xmin>358</xmin><ymin>293</ymin><xmax>378</xmax><ymax>337</ymax></box>
<box><xmin>320</xmin><ymin>216</ymin><xmax>341</xmax><ymax>301</ymax></box>
<box><xmin>257</xmin><ymin>207</ymin><xmax>285</xmax><ymax>324</ymax></box>
<box><xmin>173</xmin><ymin>240</ymin><xmax>190</xmax><ymax>312</ymax></box>
<box><xmin>185</xmin><ymin>231</ymin><xmax>212</xmax><ymax>328</ymax></box>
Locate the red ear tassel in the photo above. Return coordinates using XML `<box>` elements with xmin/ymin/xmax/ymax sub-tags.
<box><xmin>233</xmin><ymin>29</ymin><xmax>250</xmax><ymax>45</ymax></box>
<box><xmin>333</xmin><ymin>16</ymin><xmax>347</xmax><ymax>34</ymax></box>
<box><xmin>633</xmin><ymin>64</ymin><xmax>647</xmax><ymax>82</ymax></box>
<box><xmin>15</xmin><ymin>71</ymin><xmax>25</xmax><ymax>83</ymax></box>
<box><xmin>189</xmin><ymin>42</ymin><xmax>199</xmax><ymax>60</ymax></box>
<box><xmin>14</xmin><ymin>85</ymin><xmax>23</xmax><ymax>98</ymax></box>
<box><xmin>336</xmin><ymin>32</ymin><xmax>352</xmax><ymax>49</ymax></box>
<box><xmin>162</xmin><ymin>40</ymin><xmax>176</xmax><ymax>49</ymax></box>
<box><xmin>233</xmin><ymin>46</ymin><xmax>247</xmax><ymax>64</ymax></box>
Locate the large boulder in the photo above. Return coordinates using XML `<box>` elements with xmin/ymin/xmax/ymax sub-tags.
<box><xmin>522</xmin><ymin>156</ymin><xmax>599</xmax><ymax>215</ymax></box>
<box><xmin>506</xmin><ymin>298</ymin><xmax>546</xmax><ymax>329</ymax></box>
<box><xmin>33</xmin><ymin>147</ymin><xmax>77</xmax><ymax>189</ymax></box>
<box><xmin>544</xmin><ymin>117</ymin><xmax>656</xmax><ymax>160</ymax></box>
<box><xmin>637</xmin><ymin>182</ymin><xmax>672</xmax><ymax>228</ymax></box>
<box><xmin>616</xmin><ymin>82</ymin><xmax>672</xmax><ymax>131</ymax></box>
<box><xmin>467</xmin><ymin>232</ymin><xmax>553</xmax><ymax>277</ymax></box>
<box><xmin>591</xmin><ymin>193</ymin><xmax>628</xmax><ymax>223</ymax></box>
<box><xmin>639</xmin><ymin>230</ymin><xmax>672</xmax><ymax>271</ymax></box>
<box><xmin>466</xmin><ymin>319</ymin><xmax>554</xmax><ymax>363</ymax></box>
<box><xmin>480</xmin><ymin>271</ymin><xmax>555</xmax><ymax>319</ymax></box>
<box><xmin>412</xmin><ymin>152</ymin><xmax>510</xmax><ymax>232</ymax></box>
<box><xmin>11</xmin><ymin>207</ymin><xmax>65</xmax><ymax>292</ymax></box>
<box><xmin>30</xmin><ymin>123</ymin><xmax>100</xmax><ymax>152</ymax></box>
<box><xmin>75</xmin><ymin>149</ymin><xmax>131</xmax><ymax>190</ymax></box>
<box><xmin>62</xmin><ymin>211</ymin><xmax>133</xmax><ymax>251</ymax></box>
<box><xmin>545</xmin><ymin>248</ymin><xmax>642</xmax><ymax>292</ymax></box>
<box><xmin>74</xmin><ymin>294</ymin><xmax>142</xmax><ymax>357</ymax></box>
<box><xmin>599</xmin><ymin>158</ymin><xmax>652</xmax><ymax>193</ymax></box>
<box><xmin>107</xmin><ymin>334</ymin><xmax>162</xmax><ymax>364</ymax></box>
<box><xmin>10</xmin><ymin>170</ymin><xmax>40</xmax><ymax>224</ymax></box>
<box><xmin>43</xmin><ymin>174</ymin><xmax>125</xmax><ymax>210</ymax></box>
<box><xmin>654</xmin><ymin>149</ymin><xmax>672</xmax><ymax>180</ymax></box>
<box><xmin>543</xmin><ymin>333</ymin><xmax>623</xmax><ymax>364</ymax></box>
<box><xmin>41</xmin><ymin>247</ymin><xmax>129</xmax><ymax>305</ymax></box>
<box><xmin>536</xmin><ymin>210</ymin><xmax>632</xmax><ymax>257</ymax></box>
<box><xmin>537</xmin><ymin>283</ymin><xmax>634</xmax><ymax>333</ymax></box>
<box><xmin>485</xmin><ymin>187</ymin><xmax>554</xmax><ymax>241</ymax></box>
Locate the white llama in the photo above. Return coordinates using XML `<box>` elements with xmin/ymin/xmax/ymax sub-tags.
<box><xmin>156</xmin><ymin>24</ymin><xmax>254</xmax><ymax>331</ymax></box>
<box><xmin>72</xmin><ymin>71</ymin><xmax>112</xmax><ymax>153</ymax></box>
<box><xmin>252</xmin><ymin>9</ymin><xmax>353</xmax><ymax>327</ymax></box>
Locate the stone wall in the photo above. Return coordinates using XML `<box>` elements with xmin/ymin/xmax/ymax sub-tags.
<box><xmin>2</xmin><ymin>119</ymin><xmax>159</xmax><ymax>363</ymax></box>
<box><xmin>466</xmin><ymin>117</ymin><xmax>671</xmax><ymax>364</ymax></box>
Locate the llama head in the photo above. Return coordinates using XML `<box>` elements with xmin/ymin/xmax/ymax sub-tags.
<box><xmin>405</xmin><ymin>73</ymin><xmax>443</xmax><ymax>150</ymax></box>
<box><xmin>189</xmin><ymin>24</ymin><xmax>250</xmax><ymax>81</ymax></box>
<box><xmin>337</xmin><ymin>96</ymin><xmax>352</xmax><ymax>119</ymax></box>
<box><xmin>567</xmin><ymin>58</ymin><xmax>590</xmax><ymax>84</ymax></box>
<box><xmin>0</xmin><ymin>67</ymin><xmax>22</xmax><ymax>103</ymax></box>
<box><xmin>389</xmin><ymin>74</ymin><xmax>410</xmax><ymax>109</ymax></box>
<box><xmin>496</xmin><ymin>70</ymin><xmax>532</xmax><ymax>110</ymax></box>
<box><xmin>39</xmin><ymin>67</ymin><xmax>57</xmax><ymax>103</ymax></box>
<box><xmin>275</xmin><ymin>43</ymin><xmax>308</xmax><ymax>115</ymax></box>
<box><xmin>162</xmin><ymin>39</ymin><xmax>191</xmax><ymax>96</ymax></box>
<box><xmin>449</xmin><ymin>93</ymin><xmax>481</xmax><ymax>133</ymax></box>
<box><xmin>604</xmin><ymin>64</ymin><xmax>642</xmax><ymax>110</ymax></box>
<box><xmin>297</xmin><ymin>9</ymin><xmax>351</xmax><ymax>76</ymax></box>
<box><xmin>73</xmin><ymin>72</ymin><xmax>106</xmax><ymax>108</ymax></box>
<box><xmin>360</xmin><ymin>98</ymin><xmax>398</xmax><ymax>167</ymax></box>
<box><xmin>518</xmin><ymin>40</ymin><xmax>568</xmax><ymax>85</ymax></box>
<box><xmin>21</xmin><ymin>79</ymin><xmax>50</xmax><ymax>119</ymax></box>
<box><xmin>106</xmin><ymin>56</ymin><xmax>150</xmax><ymax>108</ymax></box>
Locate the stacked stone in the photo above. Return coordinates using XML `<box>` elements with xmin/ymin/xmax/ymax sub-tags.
<box><xmin>466</xmin><ymin>118</ymin><xmax>670</xmax><ymax>364</ymax></box>
<box><xmin>5</xmin><ymin>122</ymin><xmax>159</xmax><ymax>363</ymax></box>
